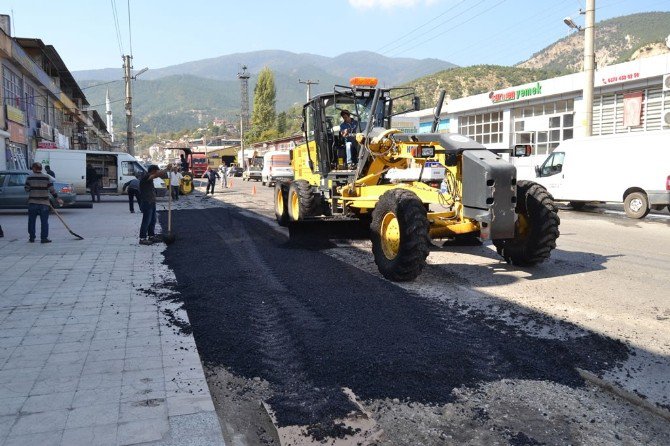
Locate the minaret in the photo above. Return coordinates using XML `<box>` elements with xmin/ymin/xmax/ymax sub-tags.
<box><xmin>106</xmin><ymin>89</ymin><xmax>114</xmax><ymax>142</ymax></box>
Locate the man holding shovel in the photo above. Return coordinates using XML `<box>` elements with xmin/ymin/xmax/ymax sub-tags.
<box><xmin>25</xmin><ymin>162</ymin><xmax>63</xmax><ymax>243</ymax></box>
<box><xmin>138</xmin><ymin>164</ymin><xmax>170</xmax><ymax>245</ymax></box>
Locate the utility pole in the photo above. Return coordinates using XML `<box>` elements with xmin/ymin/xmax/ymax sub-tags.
<box><xmin>123</xmin><ymin>55</ymin><xmax>134</xmax><ymax>156</ymax></box>
<box><xmin>583</xmin><ymin>0</ymin><xmax>596</xmax><ymax>137</ymax></box>
<box><xmin>299</xmin><ymin>79</ymin><xmax>319</xmax><ymax>102</ymax></box>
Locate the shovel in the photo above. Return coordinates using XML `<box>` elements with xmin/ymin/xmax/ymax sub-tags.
<box><xmin>162</xmin><ymin>187</ymin><xmax>176</xmax><ymax>244</ymax></box>
<box><xmin>50</xmin><ymin>203</ymin><xmax>84</xmax><ymax>240</ymax></box>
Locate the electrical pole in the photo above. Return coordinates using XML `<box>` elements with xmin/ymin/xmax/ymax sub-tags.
<box><xmin>583</xmin><ymin>0</ymin><xmax>595</xmax><ymax>136</ymax></box>
<box><xmin>123</xmin><ymin>55</ymin><xmax>134</xmax><ymax>156</ymax></box>
<box><xmin>299</xmin><ymin>79</ymin><xmax>319</xmax><ymax>102</ymax></box>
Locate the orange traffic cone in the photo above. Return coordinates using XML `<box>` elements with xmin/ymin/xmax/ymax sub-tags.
<box><xmin>251</xmin><ymin>185</ymin><xmax>256</xmax><ymax>195</ymax></box>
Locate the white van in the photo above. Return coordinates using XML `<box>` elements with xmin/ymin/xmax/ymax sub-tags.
<box><xmin>533</xmin><ymin>131</ymin><xmax>670</xmax><ymax>219</ymax></box>
<box><xmin>261</xmin><ymin>151</ymin><xmax>294</xmax><ymax>187</ymax></box>
<box><xmin>35</xmin><ymin>149</ymin><xmax>166</xmax><ymax>196</ymax></box>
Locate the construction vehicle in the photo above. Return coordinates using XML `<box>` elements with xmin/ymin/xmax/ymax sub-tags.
<box><xmin>274</xmin><ymin>77</ymin><xmax>560</xmax><ymax>281</ymax></box>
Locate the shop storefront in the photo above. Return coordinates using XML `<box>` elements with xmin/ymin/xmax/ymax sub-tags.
<box><xmin>408</xmin><ymin>53</ymin><xmax>670</xmax><ymax>174</ymax></box>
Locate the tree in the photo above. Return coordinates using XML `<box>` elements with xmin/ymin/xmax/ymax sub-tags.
<box><xmin>249</xmin><ymin>67</ymin><xmax>277</xmax><ymax>142</ymax></box>
<box><xmin>276</xmin><ymin>111</ymin><xmax>287</xmax><ymax>135</ymax></box>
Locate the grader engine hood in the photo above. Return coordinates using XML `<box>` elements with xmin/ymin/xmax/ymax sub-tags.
<box><xmin>461</xmin><ymin>150</ymin><xmax>517</xmax><ymax>240</ymax></box>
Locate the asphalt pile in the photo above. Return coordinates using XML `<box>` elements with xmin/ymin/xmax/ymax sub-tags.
<box><xmin>159</xmin><ymin>207</ymin><xmax>629</xmax><ymax>439</ymax></box>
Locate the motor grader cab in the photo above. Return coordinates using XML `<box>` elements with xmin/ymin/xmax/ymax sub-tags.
<box><xmin>275</xmin><ymin>78</ymin><xmax>560</xmax><ymax>281</ymax></box>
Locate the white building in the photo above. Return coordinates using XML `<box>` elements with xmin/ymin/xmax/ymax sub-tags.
<box><xmin>402</xmin><ymin>53</ymin><xmax>670</xmax><ymax>177</ymax></box>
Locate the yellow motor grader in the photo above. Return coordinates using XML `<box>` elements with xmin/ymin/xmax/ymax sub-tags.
<box><xmin>274</xmin><ymin>78</ymin><xmax>560</xmax><ymax>281</ymax></box>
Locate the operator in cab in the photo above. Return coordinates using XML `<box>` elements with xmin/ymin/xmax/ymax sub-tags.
<box><xmin>340</xmin><ymin>110</ymin><xmax>359</xmax><ymax>170</ymax></box>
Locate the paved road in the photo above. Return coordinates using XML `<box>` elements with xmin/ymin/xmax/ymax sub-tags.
<box><xmin>157</xmin><ymin>180</ymin><xmax>670</xmax><ymax>445</ymax></box>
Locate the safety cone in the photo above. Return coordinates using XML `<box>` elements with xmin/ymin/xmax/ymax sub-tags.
<box><xmin>251</xmin><ymin>185</ymin><xmax>256</xmax><ymax>195</ymax></box>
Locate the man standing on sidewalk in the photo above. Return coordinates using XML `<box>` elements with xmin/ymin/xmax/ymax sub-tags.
<box><xmin>86</xmin><ymin>164</ymin><xmax>101</xmax><ymax>203</ymax></box>
<box><xmin>24</xmin><ymin>162</ymin><xmax>63</xmax><ymax>243</ymax></box>
<box><xmin>138</xmin><ymin>164</ymin><xmax>169</xmax><ymax>245</ymax></box>
<box><xmin>122</xmin><ymin>175</ymin><xmax>142</xmax><ymax>213</ymax></box>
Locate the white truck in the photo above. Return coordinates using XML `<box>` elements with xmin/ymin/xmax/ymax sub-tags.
<box><xmin>532</xmin><ymin>131</ymin><xmax>670</xmax><ymax>219</ymax></box>
<box><xmin>35</xmin><ymin>149</ymin><xmax>167</xmax><ymax>196</ymax></box>
<box><xmin>261</xmin><ymin>151</ymin><xmax>293</xmax><ymax>187</ymax></box>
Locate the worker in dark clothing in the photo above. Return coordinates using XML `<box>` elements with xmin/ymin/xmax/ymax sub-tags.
<box><xmin>180</xmin><ymin>154</ymin><xmax>189</xmax><ymax>172</ymax></box>
<box><xmin>123</xmin><ymin>176</ymin><xmax>142</xmax><ymax>213</ymax></box>
<box><xmin>45</xmin><ymin>165</ymin><xmax>56</xmax><ymax>178</ymax></box>
<box><xmin>202</xmin><ymin>168</ymin><xmax>220</xmax><ymax>195</ymax></box>
<box><xmin>138</xmin><ymin>164</ymin><xmax>169</xmax><ymax>245</ymax></box>
<box><xmin>86</xmin><ymin>164</ymin><xmax>102</xmax><ymax>202</ymax></box>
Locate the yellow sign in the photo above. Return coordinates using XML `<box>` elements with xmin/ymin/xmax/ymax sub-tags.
<box><xmin>6</xmin><ymin>105</ymin><xmax>24</xmax><ymax>124</ymax></box>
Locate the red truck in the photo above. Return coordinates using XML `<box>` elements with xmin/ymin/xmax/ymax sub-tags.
<box><xmin>191</xmin><ymin>152</ymin><xmax>208</xmax><ymax>177</ymax></box>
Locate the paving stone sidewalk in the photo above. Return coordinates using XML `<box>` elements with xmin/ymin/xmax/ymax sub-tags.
<box><xmin>0</xmin><ymin>198</ymin><xmax>225</xmax><ymax>446</ymax></box>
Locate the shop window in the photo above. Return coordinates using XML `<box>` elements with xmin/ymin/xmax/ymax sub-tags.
<box><xmin>458</xmin><ymin>110</ymin><xmax>503</xmax><ymax>146</ymax></box>
<box><xmin>563</xmin><ymin>114</ymin><xmax>573</xmax><ymax>127</ymax></box>
<box><xmin>549</xmin><ymin>116</ymin><xmax>560</xmax><ymax>128</ymax></box>
<box><xmin>563</xmin><ymin>129</ymin><xmax>573</xmax><ymax>140</ymax></box>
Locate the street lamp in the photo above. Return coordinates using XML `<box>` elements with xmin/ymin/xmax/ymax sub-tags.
<box><xmin>563</xmin><ymin>16</ymin><xmax>582</xmax><ymax>31</ymax></box>
<box><xmin>563</xmin><ymin>0</ymin><xmax>595</xmax><ymax>137</ymax></box>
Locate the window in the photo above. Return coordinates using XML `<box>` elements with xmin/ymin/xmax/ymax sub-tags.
<box><xmin>458</xmin><ymin>111</ymin><xmax>503</xmax><ymax>145</ymax></box>
<box><xmin>539</xmin><ymin>152</ymin><xmax>565</xmax><ymax>177</ymax></box>
<box><xmin>8</xmin><ymin>174</ymin><xmax>28</xmax><ymax>186</ymax></box>
<box><xmin>3</xmin><ymin>66</ymin><xmax>23</xmax><ymax>111</ymax></box>
<box><xmin>122</xmin><ymin>161</ymin><xmax>143</xmax><ymax>176</ymax></box>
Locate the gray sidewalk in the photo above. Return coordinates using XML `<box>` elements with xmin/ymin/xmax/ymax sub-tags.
<box><xmin>0</xmin><ymin>199</ymin><xmax>224</xmax><ymax>446</ymax></box>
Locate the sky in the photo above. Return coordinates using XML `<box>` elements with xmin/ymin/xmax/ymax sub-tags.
<box><xmin>3</xmin><ymin>0</ymin><xmax>669</xmax><ymax>72</ymax></box>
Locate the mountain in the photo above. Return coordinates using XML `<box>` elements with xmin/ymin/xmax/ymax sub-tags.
<box><xmin>75</xmin><ymin>50</ymin><xmax>457</xmax><ymax>136</ymax></box>
<box><xmin>518</xmin><ymin>12</ymin><xmax>670</xmax><ymax>72</ymax></box>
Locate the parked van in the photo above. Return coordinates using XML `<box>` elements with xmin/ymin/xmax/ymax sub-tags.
<box><xmin>533</xmin><ymin>131</ymin><xmax>670</xmax><ymax>219</ymax></box>
<box><xmin>261</xmin><ymin>151</ymin><xmax>293</xmax><ymax>187</ymax></box>
<box><xmin>35</xmin><ymin>149</ymin><xmax>167</xmax><ymax>196</ymax></box>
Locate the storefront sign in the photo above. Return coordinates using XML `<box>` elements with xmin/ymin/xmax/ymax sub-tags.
<box><xmin>37</xmin><ymin>141</ymin><xmax>58</xmax><ymax>149</ymax></box>
<box><xmin>8</xmin><ymin>121</ymin><xmax>26</xmax><ymax>144</ymax></box>
<box><xmin>623</xmin><ymin>91</ymin><xmax>643</xmax><ymax>127</ymax></box>
<box><xmin>6</xmin><ymin>105</ymin><xmax>25</xmax><ymax>124</ymax></box>
<box><xmin>602</xmin><ymin>72</ymin><xmax>640</xmax><ymax>85</ymax></box>
<box><xmin>490</xmin><ymin>82</ymin><xmax>543</xmax><ymax>103</ymax></box>
<box><xmin>38</xmin><ymin>121</ymin><xmax>54</xmax><ymax>140</ymax></box>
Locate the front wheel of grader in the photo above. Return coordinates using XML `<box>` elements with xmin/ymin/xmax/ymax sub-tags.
<box><xmin>370</xmin><ymin>189</ymin><xmax>431</xmax><ymax>282</ymax></box>
<box><xmin>493</xmin><ymin>180</ymin><xmax>560</xmax><ymax>266</ymax></box>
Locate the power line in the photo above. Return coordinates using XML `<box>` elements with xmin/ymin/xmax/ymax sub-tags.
<box><xmin>389</xmin><ymin>0</ymin><xmax>509</xmax><ymax>57</ymax></box>
<box><xmin>110</xmin><ymin>0</ymin><xmax>124</xmax><ymax>57</ymax></box>
<box><xmin>381</xmin><ymin>0</ymin><xmax>489</xmax><ymax>56</ymax></box>
<box><xmin>376</xmin><ymin>0</ymin><xmax>469</xmax><ymax>53</ymax></box>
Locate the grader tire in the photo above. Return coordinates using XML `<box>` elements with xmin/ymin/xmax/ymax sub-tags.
<box><xmin>371</xmin><ymin>189</ymin><xmax>430</xmax><ymax>282</ymax></box>
<box><xmin>287</xmin><ymin>180</ymin><xmax>321</xmax><ymax>221</ymax></box>
<box><xmin>274</xmin><ymin>182</ymin><xmax>289</xmax><ymax>227</ymax></box>
<box><xmin>493</xmin><ymin>180</ymin><xmax>560</xmax><ymax>266</ymax></box>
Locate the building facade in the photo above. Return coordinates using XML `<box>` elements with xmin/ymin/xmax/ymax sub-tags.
<box><xmin>0</xmin><ymin>15</ymin><xmax>112</xmax><ymax>170</ymax></box>
<box><xmin>404</xmin><ymin>53</ymin><xmax>670</xmax><ymax>174</ymax></box>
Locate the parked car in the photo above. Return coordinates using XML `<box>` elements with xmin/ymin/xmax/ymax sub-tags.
<box><xmin>0</xmin><ymin>170</ymin><xmax>77</xmax><ymax>209</ymax></box>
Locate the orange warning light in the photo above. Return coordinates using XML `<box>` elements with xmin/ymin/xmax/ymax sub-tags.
<box><xmin>350</xmin><ymin>77</ymin><xmax>378</xmax><ymax>87</ymax></box>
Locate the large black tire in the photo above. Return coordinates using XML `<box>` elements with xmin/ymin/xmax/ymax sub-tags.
<box><xmin>623</xmin><ymin>191</ymin><xmax>650</xmax><ymax>219</ymax></box>
<box><xmin>493</xmin><ymin>180</ymin><xmax>560</xmax><ymax>266</ymax></box>
<box><xmin>287</xmin><ymin>180</ymin><xmax>321</xmax><ymax>221</ymax></box>
<box><xmin>370</xmin><ymin>189</ymin><xmax>431</xmax><ymax>282</ymax></box>
<box><xmin>274</xmin><ymin>182</ymin><xmax>289</xmax><ymax>227</ymax></box>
